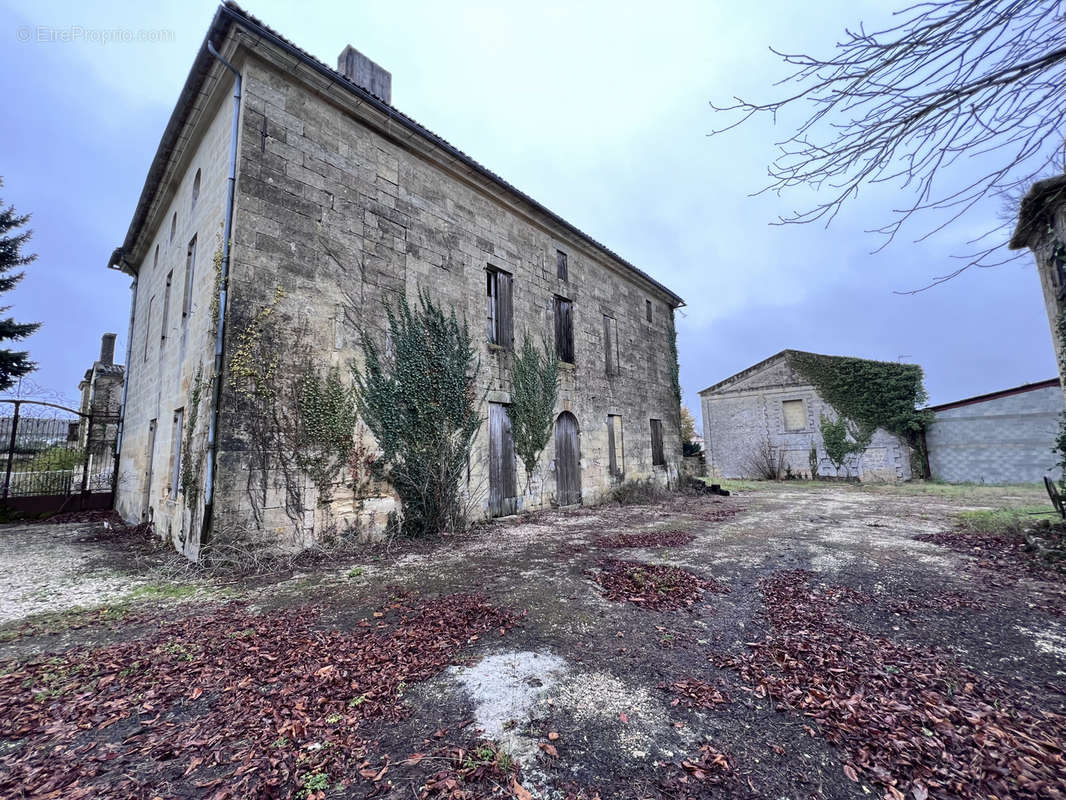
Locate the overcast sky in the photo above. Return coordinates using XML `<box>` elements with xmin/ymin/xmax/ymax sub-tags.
<box><xmin>0</xmin><ymin>0</ymin><xmax>1055</xmax><ymax>423</ymax></box>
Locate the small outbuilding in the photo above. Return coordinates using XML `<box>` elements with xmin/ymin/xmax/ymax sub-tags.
<box><xmin>924</xmin><ymin>378</ymin><xmax>1062</xmax><ymax>485</ymax></box>
<box><xmin>699</xmin><ymin>350</ymin><xmax>921</xmax><ymax>482</ymax></box>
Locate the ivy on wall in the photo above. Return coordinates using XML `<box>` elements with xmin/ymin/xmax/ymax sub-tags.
<box><xmin>294</xmin><ymin>366</ymin><xmax>358</xmax><ymax>505</ymax></box>
<box><xmin>181</xmin><ymin>366</ymin><xmax>206</xmax><ymax>504</ymax></box>
<box><xmin>508</xmin><ymin>335</ymin><xmax>558</xmax><ymax>486</ymax></box>
<box><xmin>353</xmin><ymin>290</ymin><xmax>481</xmax><ymax>537</ymax></box>
<box><xmin>790</xmin><ymin>351</ymin><xmax>931</xmax><ymax>446</ymax></box>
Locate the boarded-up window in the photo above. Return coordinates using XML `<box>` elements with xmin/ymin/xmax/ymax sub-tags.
<box><xmin>645</xmin><ymin>299</ymin><xmax>653</xmax><ymax>323</ymax></box>
<box><xmin>607</xmin><ymin>414</ymin><xmax>624</xmax><ymax>478</ymax></box>
<box><xmin>182</xmin><ymin>235</ymin><xmax>197</xmax><ymax>321</ymax></box>
<box><xmin>143</xmin><ymin>296</ymin><xmax>154</xmax><ymax>362</ymax></box>
<box><xmin>170</xmin><ymin>407</ymin><xmax>184</xmax><ymax>498</ymax></box>
<box><xmin>554</xmin><ymin>295</ymin><xmax>574</xmax><ymax>363</ymax></box>
<box><xmin>557</xmin><ymin>250</ymin><xmax>568</xmax><ymax>280</ymax></box>
<box><xmin>161</xmin><ymin>270</ymin><xmax>173</xmax><ymax>345</ymax></box>
<box><xmin>650</xmin><ymin>418</ymin><xmax>665</xmax><ymax>466</ymax></box>
<box><xmin>486</xmin><ymin>268</ymin><xmax>513</xmax><ymax>349</ymax></box>
<box><xmin>603</xmin><ymin>315</ymin><xmax>619</xmax><ymax>375</ymax></box>
<box><xmin>782</xmin><ymin>399</ymin><xmax>806</xmax><ymax>431</ymax></box>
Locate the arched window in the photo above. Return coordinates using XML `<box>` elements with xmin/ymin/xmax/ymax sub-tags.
<box><xmin>190</xmin><ymin>169</ymin><xmax>201</xmax><ymax>211</ymax></box>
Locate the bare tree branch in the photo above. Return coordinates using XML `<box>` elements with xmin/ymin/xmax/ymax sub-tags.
<box><xmin>712</xmin><ymin>0</ymin><xmax>1066</xmax><ymax>285</ymax></box>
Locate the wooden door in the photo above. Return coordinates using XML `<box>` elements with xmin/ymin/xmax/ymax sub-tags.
<box><xmin>142</xmin><ymin>419</ymin><xmax>157</xmax><ymax>521</ymax></box>
<box><xmin>554</xmin><ymin>411</ymin><xmax>581</xmax><ymax>506</ymax></box>
<box><xmin>488</xmin><ymin>403</ymin><xmax>517</xmax><ymax>517</ymax></box>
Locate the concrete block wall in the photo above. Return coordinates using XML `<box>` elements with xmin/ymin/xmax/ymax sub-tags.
<box><xmin>205</xmin><ymin>55</ymin><xmax>682</xmax><ymax>548</ymax></box>
<box><xmin>926</xmin><ymin>384</ymin><xmax>1062</xmax><ymax>484</ymax></box>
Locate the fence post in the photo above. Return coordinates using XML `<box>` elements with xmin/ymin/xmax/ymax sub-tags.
<box><xmin>2</xmin><ymin>401</ymin><xmax>19</xmax><ymax>503</ymax></box>
<box><xmin>80</xmin><ymin>413</ymin><xmax>92</xmax><ymax>496</ymax></box>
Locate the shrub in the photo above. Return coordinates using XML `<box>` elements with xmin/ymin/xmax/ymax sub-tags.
<box><xmin>354</xmin><ymin>291</ymin><xmax>480</xmax><ymax>537</ymax></box>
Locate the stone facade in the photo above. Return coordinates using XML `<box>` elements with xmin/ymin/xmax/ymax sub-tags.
<box><xmin>925</xmin><ymin>379</ymin><xmax>1062</xmax><ymax>484</ymax></box>
<box><xmin>1010</xmin><ymin>176</ymin><xmax>1066</xmax><ymax>399</ymax></box>
<box><xmin>78</xmin><ymin>333</ymin><xmax>125</xmax><ymax>464</ymax></box>
<box><xmin>110</xmin><ymin>6</ymin><xmax>684</xmax><ymax>559</ymax></box>
<box><xmin>699</xmin><ymin>351</ymin><xmax>914</xmax><ymax>482</ymax></box>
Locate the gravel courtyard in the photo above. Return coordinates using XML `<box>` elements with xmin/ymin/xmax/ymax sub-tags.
<box><xmin>1</xmin><ymin>481</ymin><xmax>1063</xmax><ymax>799</ymax></box>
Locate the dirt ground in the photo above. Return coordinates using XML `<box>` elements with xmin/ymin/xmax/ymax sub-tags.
<box><xmin>1</xmin><ymin>481</ymin><xmax>1064</xmax><ymax>800</ymax></box>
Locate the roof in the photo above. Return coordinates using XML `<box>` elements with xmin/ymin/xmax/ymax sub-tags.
<box><xmin>927</xmin><ymin>377</ymin><xmax>1061</xmax><ymax>413</ymax></box>
<box><xmin>108</xmin><ymin>2</ymin><xmax>684</xmax><ymax>307</ymax></box>
<box><xmin>698</xmin><ymin>348</ymin><xmax>919</xmax><ymax>395</ymax></box>
<box><xmin>1008</xmin><ymin>175</ymin><xmax>1066</xmax><ymax>250</ymax></box>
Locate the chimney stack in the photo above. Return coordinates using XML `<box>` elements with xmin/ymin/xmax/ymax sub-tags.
<box><xmin>337</xmin><ymin>45</ymin><xmax>391</xmax><ymax>104</ymax></box>
<box><xmin>100</xmin><ymin>333</ymin><xmax>117</xmax><ymax>366</ymax></box>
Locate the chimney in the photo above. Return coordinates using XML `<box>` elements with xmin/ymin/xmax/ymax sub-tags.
<box><xmin>337</xmin><ymin>45</ymin><xmax>392</xmax><ymax>104</ymax></box>
<box><xmin>99</xmin><ymin>333</ymin><xmax>117</xmax><ymax>366</ymax></box>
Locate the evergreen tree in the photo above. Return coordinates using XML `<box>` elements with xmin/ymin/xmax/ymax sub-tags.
<box><xmin>0</xmin><ymin>179</ymin><xmax>41</xmax><ymax>391</ymax></box>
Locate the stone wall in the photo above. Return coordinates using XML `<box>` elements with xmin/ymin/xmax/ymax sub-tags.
<box><xmin>114</xmin><ymin>88</ymin><xmax>235</xmax><ymax>558</ymax></box>
<box><xmin>700</xmin><ymin>356</ymin><xmax>912</xmax><ymax>482</ymax></box>
<box><xmin>202</xmin><ymin>54</ymin><xmax>682</xmax><ymax>550</ymax></box>
<box><xmin>926</xmin><ymin>383</ymin><xmax>1062</xmax><ymax>484</ymax></box>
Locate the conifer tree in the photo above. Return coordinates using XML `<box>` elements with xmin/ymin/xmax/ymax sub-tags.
<box><xmin>0</xmin><ymin>179</ymin><xmax>41</xmax><ymax>391</ymax></box>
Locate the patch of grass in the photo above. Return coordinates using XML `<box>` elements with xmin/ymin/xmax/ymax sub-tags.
<box><xmin>126</xmin><ymin>582</ymin><xmax>199</xmax><ymax>601</ymax></box>
<box><xmin>297</xmin><ymin>771</ymin><xmax>329</xmax><ymax>799</ymax></box>
<box><xmin>956</xmin><ymin>506</ymin><xmax>1058</xmax><ymax>533</ymax></box>
<box><xmin>345</xmin><ymin>567</ymin><xmax>365</xmax><ymax>579</ymax></box>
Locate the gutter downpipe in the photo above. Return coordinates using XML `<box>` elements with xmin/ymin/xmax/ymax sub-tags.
<box><xmin>202</xmin><ymin>39</ymin><xmax>241</xmax><ymax>550</ymax></box>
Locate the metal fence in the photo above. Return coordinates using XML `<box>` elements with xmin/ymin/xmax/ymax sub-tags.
<box><xmin>0</xmin><ymin>400</ymin><xmax>119</xmax><ymax>513</ymax></box>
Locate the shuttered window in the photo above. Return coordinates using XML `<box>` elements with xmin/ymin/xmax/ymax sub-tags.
<box><xmin>171</xmin><ymin>407</ymin><xmax>184</xmax><ymax>498</ymax></box>
<box><xmin>782</xmin><ymin>399</ymin><xmax>806</xmax><ymax>431</ymax></box>
<box><xmin>603</xmin><ymin>315</ymin><xmax>619</xmax><ymax>375</ymax></box>
<box><xmin>161</xmin><ymin>271</ymin><xmax>173</xmax><ymax>345</ymax></box>
<box><xmin>607</xmin><ymin>414</ymin><xmax>624</xmax><ymax>478</ymax></box>
<box><xmin>486</xmin><ymin>268</ymin><xmax>513</xmax><ymax>349</ymax></box>
<box><xmin>650</xmin><ymin>418</ymin><xmax>665</xmax><ymax>466</ymax></box>
<box><xmin>557</xmin><ymin>250</ymin><xmax>568</xmax><ymax>280</ymax></box>
<box><xmin>554</xmin><ymin>295</ymin><xmax>574</xmax><ymax>364</ymax></box>
<box><xmin>645</xmin><ymin>299</ymin><xmax>653</xmax><ymax>323</ymax></box>
<box><xmin>182</xmin><ymin>234</ymin><xmax>197</xmax><ymax>321</ymax></box>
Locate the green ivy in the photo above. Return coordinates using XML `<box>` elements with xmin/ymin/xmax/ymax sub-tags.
<box><xmin>353</xmin><ymin>290</ymin><xmax>481</xmax><ymax>537</ymax></box>
<box><xmin>1053</xmin><ymin>306</ymin><xmax>1066</xmax><ymax>484</ymax></box>
<box><xmin>508</xmin><ymin>335</ymin><xmax>558</xmax><ymax>485</ymax></box>
<box><xmin>790</xmin><ymin>351</ymin><xmax>932</xmax><ymax>446</ymax></box>
<box><xmin>820</xmin><ymin>414</ymin><xmax>871</xmax><ymax>473</ymax></box>
<box><xmin>668</xmin><ymin>311</ymin><xmax>682</xmax><ymax>414</ymax></box>
<box><xmin>294</xmin><ymin>366</ymin><xmax>358</xmax><ymax>504</ymax></box>
<box><xmin>181</xmin><ymin>366</ymin><xmax>205</xmax><ymax>503</ymax></box>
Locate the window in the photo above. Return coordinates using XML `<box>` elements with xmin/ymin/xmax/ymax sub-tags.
<box><xmin>782</xmin><ymin>399</ymin><xmax>806</xmax><ymax>431</ymax></box>
<box><xmin>554</xmin><ymin>295</ymin><xmax>574</xmax><ymax>363</ymax></box>
<box><xmin>607</xmin><ymin>414</ymin><xmax>624</xmax><ymax>478</ymax></box>
<box><xmin>143</xmin><ymin>296</ymin><xmax>154</xmax><ymax>362</ymax></box>
<box><xmin>645</xmin><ymin>299</ymin><xmax>653</xmax><ymax>323</ymax></box>
<box><xmin>170</xmin><ymin>407</ymin><xmax>184</xmax><ymax>498</ymax></box>
<box><xmin>485</xmin><ymin>267</ymin><xmax>513</xmax><ymax>349</ymax></box>
<box><xmin>556</xmin><ymin>250</ymin><xmax>568</xmax><ymax>280</ymax></box>
<box><xmin>603</xmin><ymin>315</ymin><xmax>619</xmax><ymax>375</ymax></box>
<box><xmin>182</xmin><ymin>235</ymin><xmax>197</xmax><ymax>321</ymax></box>
<box><xmin>191</xmin><ymin>169</ymin><xmax>201</xmax><ymax>211</ymax></box>
<box><xmin>650</xmin><ymin>418</ymin><xmax>665</xmax><ymax>466</ymax></box>
<box><xmin>170</xmin><ymin>212</ymin><xmax>177</xmax><ymax>243</ymax></box>
<box><xmin>160</xmin><ymin>270</ymin><xmax>173</xmax><ymax>344</ymax></box>
<box><xmin>153</xmin><ymin>244</ymin><xmax>159</xmax><ymax>271</ymax></box>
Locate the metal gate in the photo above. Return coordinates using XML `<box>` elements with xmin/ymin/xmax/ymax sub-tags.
<box><xmin>0</xmin><ymin>400</ymin><xmax>119</xmax><ymax>514</ymax></box>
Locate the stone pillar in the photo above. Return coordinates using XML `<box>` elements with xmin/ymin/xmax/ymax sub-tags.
<box><xmin>1009</xmin><ymin>176</ymin><xmax>1066</xmax><ymax>403</ymax></box>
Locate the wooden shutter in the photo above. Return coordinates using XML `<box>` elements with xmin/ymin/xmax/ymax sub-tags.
<box><xmin>555</xmin><ymin>412</ymin><xmax>581</xmax><ymax>505</ymax></box>
<box><xmin>486</xmin><ymin>271</ymin><xmax>497</xmax><ymax>343</ymax></box>
<box><xmin>498</xmin><ymin>271</ymin><xmax>513</xmax><ymax>350</ymax></box>
<box><xmin>489</xmin><ymin>403</ymin><xmax>517</xmax><ymax>516</ymax></box>
<box><xmin>555</xmin><ymin>297</ymin><xmax>574</xmax><ymax>363</ymax></box>
<box><xmin>651</xmin><ymin>418</ymin><xmax>665</xmax><ymax>466</ymax></box>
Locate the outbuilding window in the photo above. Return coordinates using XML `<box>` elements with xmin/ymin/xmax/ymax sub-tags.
<box><xmin>782</xmin><ymin>399</ymin><xmax>806</xmax><ymax>431</ymax></box>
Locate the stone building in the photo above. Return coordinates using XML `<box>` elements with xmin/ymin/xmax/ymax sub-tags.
<box><xmin>77</xmin><ymin>333</ymin><xmax>125</xmax><ymax>460</ymax></box>
<box><xmin>107</xmin><ymin>3</ymin><xmax>684</xmax><ymax>559</ymax></box>
<box><xmin>925</xmin><ymin>378</ymin><xmax>1062</xmax><ymax>484</ymax></box>
<box><xmin>699</xmin><ymin>350</ymin><xmax>914</xmax><ymax>482</ymax></box>
<box><xmin>1009</xmin><ymin>176</ymin><xmax>1066</xmax><ymax>396</ymax></box>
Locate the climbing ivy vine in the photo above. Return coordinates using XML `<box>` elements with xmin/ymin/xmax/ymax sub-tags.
<box><xmin>819</xmin><ymin>414</ymin><xmax>870</xmax><ymax>475</ymax></box>
<box><xmin>790</xmin><ymin>351</ymin><xmax>930</xmax><ymax>443</ymax></box>
<box><xmin>294</xmin><ymin>366</ymin><xmax>358</xmax><ymax>504</ymax></box>
<box><xmin>508</xmin><ymin>334</ymin><xmax>558</xmax><ymax>486</ymax></box>
<box><xmin>353</xmin><ymin>290</ymin><xmax>481</xmax><ymax>538</ymax></box>
<box><xmin>181</xmin><ymin>366</ymin><xmax>206</xmax><ymax>503</ymax></box>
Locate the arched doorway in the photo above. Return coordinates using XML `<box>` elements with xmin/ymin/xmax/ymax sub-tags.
<box><xmin>554</xmin><ymin>411</ymin><xmax>581</xmax><ymax>506</ymax></box>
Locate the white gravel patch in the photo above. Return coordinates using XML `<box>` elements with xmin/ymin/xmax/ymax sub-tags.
<box><xmin>1018</xmin><ymin>622</ymin><xmax>1066</xmax><ymax>658</ymax></box>
<box><xmin>0</xmin><ymin>524</ymin><xmax>147</xmax><ymax>624</ymax></box>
